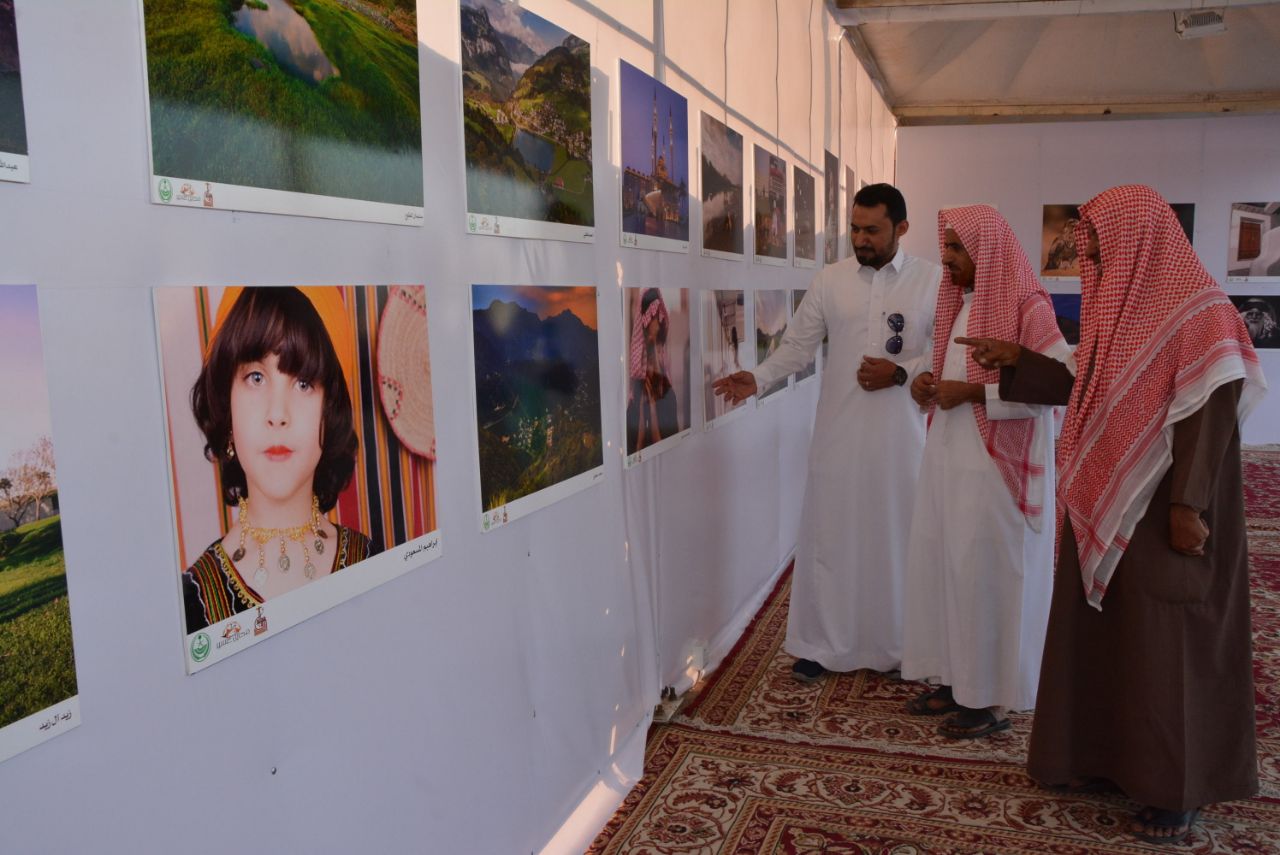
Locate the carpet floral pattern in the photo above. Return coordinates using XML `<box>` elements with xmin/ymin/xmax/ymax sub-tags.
<box><xmin>588</xmin><ymin>449</ymin><xmax>1280</xmax><ymax>853</ymax></box>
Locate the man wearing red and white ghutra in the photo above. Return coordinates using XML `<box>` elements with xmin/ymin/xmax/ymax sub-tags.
<box><xmin>965</xmin><ymin>185</ymin><xmax>1267</xmax><ymax>845</ymax></box>
<box><xmin>900</xmin><ymin>205</ymin><xmax>1070</xmax><ymax>739</ymax></box>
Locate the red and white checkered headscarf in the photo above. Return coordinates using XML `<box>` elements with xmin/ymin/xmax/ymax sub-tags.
<box><xmin>1061</xmin><ymin>185</ymin><xmax>1266</xmax><ymax>609</ymax></box>
<box><xmin>933</xmin><ymin>205</ymin><xmax>1067</xmax><ymax>529</ymax></box>
<box><xmin>629</xmin><ymin>289</ymin><xmax>670</xmax><ymax>380</ymax></box>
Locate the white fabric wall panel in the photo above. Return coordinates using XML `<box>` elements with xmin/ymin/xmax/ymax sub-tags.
<box><xmin>0</xmin><ymin>1</ymin><xmax>896</xmax><ymax>852</ymax></box>
<box><xmin>896</xmin><ymin>117</ymin><xmax>1280</xmax><ymax>445</ymax></box>
<box><xmin>777</xmin><ymin>0</ymin><xmax>816</xmax><ymax>161</ymax></box>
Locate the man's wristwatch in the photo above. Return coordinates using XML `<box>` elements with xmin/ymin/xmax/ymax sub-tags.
<box><xmin>892</xmin><ymin>365</ymin><xmax>908</xmax><ymax>386</ymax></box>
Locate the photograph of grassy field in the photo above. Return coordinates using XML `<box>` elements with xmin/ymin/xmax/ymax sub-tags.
<box><xmin>0</xmin><ymin>286</ymin><xmax>77</xmax><ymax>758</ymax></box>
<box><xmin>142</xmin><ymin>0</ymin><xmax>422</xmax><ymax>207</ymax></box>
<box><xmin>0</xmin><ymin>517</ymin><xmax>74</xmax><ymax>733</ymax></box>
<box><xmin>461</xmin><ymin>0</ymin><xmax>592</xmax><ymax>231</ymax></box>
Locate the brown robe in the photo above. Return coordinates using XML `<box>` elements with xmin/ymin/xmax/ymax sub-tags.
<box><xmin>1001</xmin><ymin>349</ymin><xmax>1258</xmax><ymax>810</ymax></box>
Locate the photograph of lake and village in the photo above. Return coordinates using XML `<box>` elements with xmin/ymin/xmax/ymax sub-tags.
<box><xmin>461</xmin><ymin>0</ymin><xmax>593</xmax><ymax>239</ymax></box>
<box><xmin>620</xmin><ymin>60</ymin><xmax>689</xmax><ymax>250</ymax></box>
<box><xmin>471</xmin><ymin>285</ymin><xmax>604</xmax><ymax>529</ymax></box>
<box><xmin>141</xmin><ymin>0</ymin><xmax>423</xmax><ymax>219</ymax></box>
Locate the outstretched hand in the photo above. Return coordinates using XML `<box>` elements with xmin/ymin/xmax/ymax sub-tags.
<box><xmin>712</xmin><ymin>371</ymin><xmax>758</xmax><ymax>404</ymax></box>
<box><xmin>955</xmin><ymin>337</ymin><xmax>1022</xmax><ymax>369</ymax></box>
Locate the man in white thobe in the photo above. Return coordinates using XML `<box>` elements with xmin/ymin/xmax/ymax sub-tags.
<box><xmin>902</xmin><ymin>205</ymin><xmax>1069</xmax><ymax>737</ymax></box>
<box><xmin>714</xmin><ymin>184</ymin><xmax>941</xmax><ymax>681</ymax></box>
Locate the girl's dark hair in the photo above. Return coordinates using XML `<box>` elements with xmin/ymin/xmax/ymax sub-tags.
<box><xmin>190</xmin><ymin>288</ymin><xmax>357</xmax><ymax>511</ymax></box>
<box><xmin>640</xmin><ymin>288</ymin><xmax>668</xmax><ymax>346</ymax></box>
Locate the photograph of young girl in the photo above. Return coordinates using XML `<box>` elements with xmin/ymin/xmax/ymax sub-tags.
<box><xmin>155</xmin><ymin>285</ymin><xmax>439</xmax><ymax>671</ymax></box>
<box><xmin>623</xmin><ymin>287</ymin><xmax>691</xmax><ymax>465</ymax></box>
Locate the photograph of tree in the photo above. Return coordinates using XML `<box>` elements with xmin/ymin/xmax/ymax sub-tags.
<box><xmin>793</xmin><ymin>167</ymin><xmax>816</xmax><ymax>264</ymax></box>
<box><xmin>701</xmin><ymin>289</ymin><xmax>747</xmax><ymax>425</ymax></box>
<box><xmin>141</xmin><ymin>0</ymin><xmax>423</xmax><ymax>217</ymax></box>
<box><xmin>1229</xmin><ymin>202</ymin><xmax>1280</xmax><ymax>281</ymax></box>
<box><xmin>624</xmin><ymin>287</ymin><xmax>691</xmax><ymax>464</ymax></box>
<box><xmin>0</xmin><ymin>0</ymin><xmax>28</xmax><ymax>181</ymax></box>
<box><xmin>754</xmin><ymin>290</ymin><xmax>788</xmax><ymax>398</ymax></box>
<box><xmin>700</xmin><ymin>112</ymin><xmax>742</xmax><ymax>257</ymax></box>
<box><xmin>790</xmin><ymin>289</ymin><xmax>816</xmax><ymax>383</ymax></box>
<box><xmin>823</xmin><ymin>151</ymin><xmax>839</xmax><ymax>264</ymax></box>
<box><xmin>620</xmin><ymin>60</ymin><xmax>689</xmax><ymax>248</ymax></box>
<box><xmin>461</xmin><ymin>0</ymin><xmax>592</xmax><ymax>237</ymax></box>
<box><xmin>754</xmin><ymin>146</ymin><xmax>787</xmax><ymax>262</ymax></box>
<box><xmin>0</xmin><ymin>286</ymin><xmax>78</xmax><ymax>763</ymax></box>
<box><xmin>471</xmin><ymin>285</ymin><xmax>603</xmax><ymax>522</ymax></box>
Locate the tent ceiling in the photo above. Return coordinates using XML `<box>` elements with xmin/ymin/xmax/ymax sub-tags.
<box><xmin>831</xmin><ymin>0</ymin><xmax>1280</xmax><ymax>124</ymax></box>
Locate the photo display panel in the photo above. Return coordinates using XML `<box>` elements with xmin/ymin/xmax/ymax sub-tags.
<box><xmin>754</xmin><ymin>289</ymin><xmax>789</xmax><ymax>399</ymax></box>
<box><xmin>753</xmin><ymin>146</ymin><xmax>788</xmax><ymax>265</ymax></box>
<box><xmin>0</xmin><ymin>286</ymin><xmax>80</xmax><ymax>762</ymax></box>
<box><xmin>0</xmin><ymin>1</ymin><xmax>29</xmax><ymax>183</ymax></box>
<box><xmin>622</xmin><ymin>287</ymin><xmax>692</xmax><ymax>467</ymax></box>
<box><xmin>701</xmin><ymin>289</ymin><xmax>750</xmax><ymax>428</ymax></box>
<box><xmin>619</xmin><ymin>60</ymin><xmax>690</xmax><ymax>253</ymax></box>
<box><xmin>699</xmin><ymin>112</ymin><xmax>744</xmax><ymax>260</ymax></box>
<box><xmin>155</xmin><ymin>285</ymin><xmax>441</xmax><ymax>673</ymax></box>
<box><xmin>470</xmin><ymin>285</ymin><xmax>604</xmax><ymax>530</ymax></box>
<box><xmin>140</xmin><ymin>0</ymin><xmax>425</xmax><ymax>224</ymax></box>
<box><xmin>461</xmin><ymin>0</ymin><xmax>594</xmax><ymax>242</ymax></box>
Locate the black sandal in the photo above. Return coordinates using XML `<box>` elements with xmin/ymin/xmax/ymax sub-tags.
<box><xmin>1131</xmin><ymin>806</ymin><xmax>1200</xmax><ymax>845</ymax></box>
<box><xmin>904</xmin><ymin>685</ymin><xmax>960</xmax><ymax>716</ymax></box>
<box><xmin>938</xmin><ymin>707</ymin><xmax>1011</xmax><ymax>739</ymax></box>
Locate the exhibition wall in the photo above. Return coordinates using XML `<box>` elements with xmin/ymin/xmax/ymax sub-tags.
<box><xmin>896</xmin><ymin>116</ymin><xmax>1280</xmax><ymax>446</ymax></box>
<box><xmin>0</xmin><ymin>1</ymin><xmax>897</xmax><ymax>853</ymax></box>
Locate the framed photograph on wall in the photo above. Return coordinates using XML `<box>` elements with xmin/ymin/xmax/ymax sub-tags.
<box><xmin>701</xmin><ymin>289</ymin><xmax>750</xmax><ymax>429</ymax></box>
<box><xmin>139</xmin><ymin>0</ymin><xmax>424</xmax><ymax>224</ymax></box>
<box><xmin>619</xmin><ymin>60</ymin><xmax>689</xmax><ymax>253</ymax></box>
<box><xmin>470</xmin><ymin>285</ymin><xmax>604</xmax><ymax>530</ymax></box>
<box><xmin>0</xmin><ymin>1</ymin><xmax>30</xmax><ymax>183</ymax></box>
<box><xmin>699</xmin><ymin>112</ymin><xmax>743</xmax><ymax>260</ymax></box>
<box><xmin>793</xmin><ymin>168</ymin><xmax>817</xmax><ymax>269</ymax></box>
<box><xmin>460</xmin><ymin>0</ymin><xmax>594</xmax><ymax>243</ymax></box>
<box><xmin>790</xmin><ymin>289</ymin><xmax>817</xmax><ymax>384</ymax></box>
<box><xmin>753</xmin><ymin>146</ymin><xmax>787</xmax><ymax>266</ymax></box>
<box><xmin>622</xmin><ymin>287</ymin><xmax>692</xmax><ymax>467</ymax></box>
<box><xmin>823</xmin><ymin>151</ymin><xmax>839</xmax><ymax>265</ymax></box>
<box><xmin>754</xmin><ymin>289</ymin><xmax>789</xmax><ymax>399</ymax></box>
<box><xmin>1230</xmin><ymin>295</ymin><xmax>1280</xmax><ymax>349</ymax></box>
<box><xmin>1228</xmin><ymin>203</ymin><xmax>1280</xmax><ymax>283</ymax></box>
<box><xmin>0</xmin><ymin>285</ymin><xmax>80</xmax><ymax>763</ymax></box>
<box><xmin>155</xmin><ymin>285</ymin><xmax>441</xmax><ymax>673</ymax></box>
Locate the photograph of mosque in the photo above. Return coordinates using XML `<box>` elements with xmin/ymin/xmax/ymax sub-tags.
<box><xmin>620</xmin><ymin>60</ymin><xmax>689</xmax><ymax>249</ymax></box>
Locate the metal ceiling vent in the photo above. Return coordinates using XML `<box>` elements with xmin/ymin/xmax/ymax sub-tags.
<box><xmin>1174</xmin><ymin>8</ymin><xmax>1227</xmax><ymax>40</ymax></box>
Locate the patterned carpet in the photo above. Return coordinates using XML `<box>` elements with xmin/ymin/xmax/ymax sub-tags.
<box><xmin>588</xmin><ymin>449</ymin><xmax>1280</xmax><ymax>853</ymax></box>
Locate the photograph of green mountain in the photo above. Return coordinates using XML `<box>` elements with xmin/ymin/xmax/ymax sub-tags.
<box><xmin>462</xmin><ymin>0</ymin><xmax>592</xmax><ymax>235</ymax></box>
<box><xmin>0</xmin><ymin>286</ymin><xmax>78</xmax><ymax>763</ymax></box>
<box><xmin>142</xmin><ymin>0</ymin><xmax>423</xmax><ymax>211</ymax></box>
<box><xmin>472</xmin><ymin>285</ymin><xmax>603</xmax><ymax>522</ymax></box>
<box><xmin>0</xmin><ymin>0</ymin><xmax>28</xmax><ymax>178</ymax></box>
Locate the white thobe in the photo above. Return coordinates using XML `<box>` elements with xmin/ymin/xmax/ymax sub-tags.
<box><xmin>900</xmin><ymin>294</ymin><xmax>1058</xmax><ymax>711</ymax></box>
<box><xmin>753</xmin><ymin>249</ymin><xmax>942</xmax><ymax>672</ymax></box>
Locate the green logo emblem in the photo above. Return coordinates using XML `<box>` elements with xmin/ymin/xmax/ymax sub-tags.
<box><xmin>190</xmin><ymin>632</ymin><xmax>211</xmax><ymax>662</ymax></box>
<box><xmin>158</xmin><ymin>178</ymin><xmax>173</xmax><ymax>203</ymax></box>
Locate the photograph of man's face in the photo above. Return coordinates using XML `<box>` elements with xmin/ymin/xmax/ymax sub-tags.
<box><xmin>1233</xmin><ymin>296</ymin><xmax>1280</xmax><ymax>348</ymax></box>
